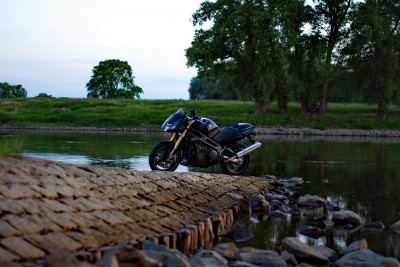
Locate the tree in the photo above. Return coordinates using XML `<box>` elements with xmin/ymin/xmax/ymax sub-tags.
<box><xmin>311</xmin><ymin>0</ymin><xmax>354</xmax><ymax>114</ymax></box>
<box><xmin>186</xmin><ymin>0</ymin><xmax>288</xmax><ymax>114</ymax></box>
<box><xmin>189</xmin><ymin>76</ymin><xmax>239</xmax><ymax>100</ymax></box>
<box><xmin>0</xmin><ymin>82</ymin><xmax>27</xmax><ymax>98</ymax></box>
<box><xmin>86</xmin><ymin>59</ymin><xmax>143</xmax><ymax>99</ymax></box>
<box><xmin>343</xmin><ymin>0</ymin><xmax>400</xmax><ymax>118</ymax></box>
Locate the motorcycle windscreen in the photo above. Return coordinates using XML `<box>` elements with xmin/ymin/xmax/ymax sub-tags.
<box><xmin>161</xmin><ymin>109</ymin><xmax>187</xmax><ymax>132</ymax></box>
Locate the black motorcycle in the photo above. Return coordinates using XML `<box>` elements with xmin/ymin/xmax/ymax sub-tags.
<box><xmin>148</xmin><ymin>109</ymin><xmax>261</xmax><ymax>175</ymax></box>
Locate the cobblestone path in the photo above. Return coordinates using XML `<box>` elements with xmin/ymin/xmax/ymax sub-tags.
<box><xmin>0</xmin><ymin>156</ymin><xmax>270</xmax><ymax>264</ymax></box>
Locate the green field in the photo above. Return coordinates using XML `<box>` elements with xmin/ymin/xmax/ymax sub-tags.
<box><xmin>1</xmin><ymin>98</ymin><xmax>399</xmax><ymax>130</ymax></box>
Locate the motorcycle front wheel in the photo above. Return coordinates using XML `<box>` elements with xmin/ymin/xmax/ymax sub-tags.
<box><xmin>220</xmin><ymin>143</ymin><xmax>250</xmax><ymax>175</ymax></box>
<box><xmin>149</xmin><ymin>141</ymin><xmax>180</xmax><ymax>171</ymax></box>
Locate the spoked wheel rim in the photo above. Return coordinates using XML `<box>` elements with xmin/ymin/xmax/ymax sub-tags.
<box><xmin>153</xmin><ymin>147</ymin><xmax>177</xmax><ymax>170</ymax></box>
<box><xmin>149</xmin><ymin>141</ymin><xmax>180</xmax><ymax>171</ymax></box>
<box><xmin>220</xmin><ymin>143</ymin><xmax>250</xmax><ymax>175</ymax></box>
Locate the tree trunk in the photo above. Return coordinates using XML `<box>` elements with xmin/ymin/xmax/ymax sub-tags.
<box><xmin>318</xmin><ymin>75</ymin><xmax>330</xmax><ymax>114</ymax></box>
<box><xmin>377</xmin><ymin>102</ymin><xmax>387</xmax><ymax>119</ymax></box>
<box><xmin>253</xmin><ymin>94</ymin><xmax>267</xmax><ymax>114</ymax></box>
<box><xmin>300</xmin><ymin>97</ymin><xmax>309</xmax><ymax>115</ymax></box>
<box><xmin>278</xmin><ymin>93</ymin><xmax>288</xmax><ymax>115</ymax></box>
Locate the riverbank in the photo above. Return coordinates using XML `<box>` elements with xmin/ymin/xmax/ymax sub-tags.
<box><xmin>2</xmin><ymin>124</ymin><xmax>400</xmax><ymax>137</ymax></box>
<box><xmin>2</xmin><ymin>98</ymin><xmax>400</xmax><ymax>131</ymax></box>
<box><xmin>1</xmin><ymin>156</ymin><xmax>399</xmax><ymax>266</ymax></box>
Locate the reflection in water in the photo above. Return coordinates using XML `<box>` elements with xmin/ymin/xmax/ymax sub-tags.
<box><xmin>2</xmin><ymin>131</ymin><xmax>400</xmax><ymax>259</ymax></box>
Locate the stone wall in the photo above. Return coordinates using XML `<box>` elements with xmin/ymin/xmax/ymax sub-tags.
<box><xmin>0</xmin><ymin>156</ymin><xmax>270</xmax><ymax>265</ymax></box>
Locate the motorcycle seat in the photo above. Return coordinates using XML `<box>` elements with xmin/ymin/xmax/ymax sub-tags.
<box><xmin>213</xmin><ymin>123</ymin><xmax>254</xmax><ymax>145</ymax></box>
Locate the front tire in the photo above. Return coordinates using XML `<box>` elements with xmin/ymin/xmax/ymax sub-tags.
<box><xmin>149</xmin><ymin>141</ymin><xmax>180</xmax><ymax>171</ymax></box>
<box><xmin>220</xmin><ymin>143</ymin><xmax>251</xmax><ymax>175</ymax></box>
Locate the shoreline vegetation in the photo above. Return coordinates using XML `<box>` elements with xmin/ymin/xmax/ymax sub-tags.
<box><xmin>1</xmin><ymin>124</ymin><xmax>400</xmax><ymax>138</ymax></box>
<box><xmin>1</xmin><ymin>98</ymin><xmax>399</xmax><ymax>136</ymax></box>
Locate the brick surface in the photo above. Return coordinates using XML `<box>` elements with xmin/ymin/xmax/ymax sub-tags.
<box><xmin>0</xmin><ymin>155</ymin><xmax>270</xmax><ymax>264</ymax></box>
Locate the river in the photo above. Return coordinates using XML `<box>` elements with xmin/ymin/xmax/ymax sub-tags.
<box><xmin>1</xmin><ymin>130</ymin><xmax>399</xmax><ymax>259</ymax></box>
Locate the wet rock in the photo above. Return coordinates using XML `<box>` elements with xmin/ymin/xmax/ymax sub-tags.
<box><xmin>239</xmin><ymin>199</ymin><xmax>252</xmax><ymax>216</ymax></box>
<box><xmin>282</xmin><ymin>177</ymin><xmax>304</xmax><ymax>187</ymax></box>
<box><xmin>228</xmin><ymin>261</ymin><xmax>258</xmax><ymax>267</ymax></box>
<box><xmin>236</xmin><ymin>247</ymin><xmax>287</xmax><ymax>267</ymax></box>
<box><xmin>325</xmin><ymin>200</ymin><xmax>340</xmax><ymax>211</ymax></box>
<box><xmin>142</xmin><ymin>241</ymin><xmax>190</xmax><ymax>267</ymax></box>
<box><xmin>312</xmin><ymin>246</ymin><xmax>337</xmax><ymax>263</ymax></box>
<box><xmin>264</xmin><ymin>193</ymin><xmax>287</xmax><ymax>202</ymax></box>
<box><xmin>212</xmin><ymin>243</ymin><xmax>239</xmax><ymax>261</ymax></box>
<box><xmin>271</xmin><ymin>210</ymin><xmax>288</xmax><ymax>217</ymax></box>
<box><xmin>296</xmin><ymin>194</ymin><xmax>326</xmax><ymax>208</ymax></box>
<box><xmin>97</xmin><ymin>245</ymin><xmax>161</xmax><ymax>267</ymax></box>
<box><xmin>299</xmin><ymin>226</ymin><xmax>328</xmax><ymax>239</ymax></box>
<box><xmin>280</xmin><ymin>250</ymin><xmax>297</xmax><ymax>266</ymax></box>
<box><xmin>335</xmin><ymin>249</ymin><xmax>400</xmax><ymax>267</ymax></box>
<box><xmin>248</xmin><ymin>194</ymin><xmax>271</xmax><ymax>214</ymax></box>
<box><xmin>362</xmin><ymin>222</ymin><xmax>385</xmax><ymax>232</ymax></box>
<box><xmin>339</xmin><ymin>239</ymin><xmax>368</xmax><ymax>256</ymax></box>
<box><xmin>189</xmin><ymin>250</ymin><xmax>228</xmax><ymax>267</ymax></box>
<box><xmin>269</xmin><ymin>199</ymin><xmax>284</xmax><ymax>210</ymax></box>
<box><xmin>316</xmin><ymin>219</ymin><xmax>335</xmax><ymax>229</ymax></box>
<box><xmin>279</xmin><ymin>237</ymin><xmax>329</xmax><ymax>265</ymax></box>
<box><xmin>332</xmin><ymin>209</ymin><xmax>363</xmax><ymax>226</ymax></box>
<box><xmin>390</xmin><ymin>220</ymin><xmax>400</xmax><ymax>233</ymax></box>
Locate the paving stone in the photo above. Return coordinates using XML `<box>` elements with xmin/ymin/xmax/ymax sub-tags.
<box><xmin>0</xmin><ymin>220</ymin><xmax>20</xmax><ymax>237</ymax></box>
<box><xmin>0</xmin><ymin>155</ymin><xmax>270</xmax><ymax>264</ymax></box>
<box><xmin>26</xmin><ymin>232</ymin><xmax>83</xmax><ymax>252</ymax></box>
<box><xmin>0</xmin><ymin>236</ymin><xmax>46</xmax><ymax>259</ymax></box>
<box><xmin>0</xmin><ymin>184</ymin><xmax>41</xmax><ymax>199</ymax></box>
<box><xmin>39</xmin><ymin>198</ymin><xmax>76</xmax><ymax>213</ymax></box>
<box><xmin>0</xmin><ymin>246</ymin><xmax>20</xmax><ymax>263</ymax></box>
<box><xmin>3</xmin><ymin>214</ymin><xmax>45</xmax><ymax>234</ymax></box>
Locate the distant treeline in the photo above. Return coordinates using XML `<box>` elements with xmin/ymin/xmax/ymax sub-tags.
<box><xmin>186</xmin><ymin>0</ymin><xmax>400</xmax><ymax>118</ymax></box>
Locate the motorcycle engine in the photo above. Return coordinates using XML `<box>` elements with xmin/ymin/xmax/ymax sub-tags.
<box><xmin>189</xmin><ymin>140</ymin><xmax>218</xmax><ymax>167</ymax></box>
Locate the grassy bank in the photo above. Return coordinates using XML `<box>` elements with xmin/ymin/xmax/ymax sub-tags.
<box><xmin>1</xmin><ymin>98</ymin><xmax>399</xmax><ymax>130</ymax></box>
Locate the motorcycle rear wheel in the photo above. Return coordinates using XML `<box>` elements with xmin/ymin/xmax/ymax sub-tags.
<box><xmin>220</xmin><ymin>143</ymin><xmax>250</xmax><ymax>175</ymax></box>
<box><xmin>149</xmin><ymin>141</ymin><xmax>180</xmax><ymax>171</ymax></box>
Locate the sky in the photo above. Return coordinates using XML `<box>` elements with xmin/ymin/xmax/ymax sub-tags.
<box><xmin>0</xmin><ymin>0</ymin><xmax>204</xmax><ymax>99</ymax></box>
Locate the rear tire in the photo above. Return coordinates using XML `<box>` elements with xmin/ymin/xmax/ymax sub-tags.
<box><xmin>220</xmin><ymin>143</ymin><xmax>250</xmax><ymax>175</ymax></box>
<box><xmin>149</xmin><ymin>141</ymin><xmax>180</xmax><ymax>171</ymax></box>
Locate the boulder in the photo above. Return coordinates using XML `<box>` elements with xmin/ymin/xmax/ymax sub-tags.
<box><xmin>299</xmin><ymin>226</ymin><xmax>328</xmax><ymax>239</ymax></box>
<box><xmin>339</xmin><ymin>239</ymin><xmax>368</xmax><ymax>256</ymax></box>
<box><xmin>279</xmin><ymin>237</ymin><xmax>329</xmax><ymax>265</ymax></box>
<box><xmin>296</xmin><ymin>194</ymin><xmax>326</xmax><ymax>208</ymax></box>
<box><xmin>332</xmin><ymin>209</ymin><xmax>363</xmax><ymax>226</ymax></box>
<box><xmin>312</xmin><ymin>246</ymin><xmax>337</xmax><ymax>263</ymax></box>
<box><xmin>236</xmin><ymin>247</ymin><xmax>288</xmax><ymax>267</ymax></box>
<box><xmin>362</xmin><ymin>222</ymin><xmax>385</xmax><ymax>232</ymax></box>
<box><xmin>335</xmin><ymin>249</ymin><xmax>400</xmax><ymax>267</ymax></box>
<box><xmin>189</xmin><ymin>250</ymin><xmax>228</xmax><ymax>267</ymax></box>
<box><xmin>142</xmin><ymin>241</ymin><xmax>190</xmax><ymax>267</ymax></box>
<box><xmin>390</xmin><ymin>220</ymin><xmax>400</xmax><ymax>233</ymax></box>
<box><xmin>212</xmin><ymin>243</ymin><xmax>239</xmax><ymax>260</ymax></box>
<box><xmin>248</xmin><ymin>194</ymin><xmax>271</xmax><ymax>214</ymax></box>
<box><xmin>280</xmin><ymin>250</ymin><xmax>298</xmax><ymax>266</ymax></box>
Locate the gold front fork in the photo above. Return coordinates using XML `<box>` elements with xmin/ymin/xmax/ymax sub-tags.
<box><xmin>169</xmin><ymin>120</ymin><xmax>193</xmax><ymax>156</ymax></box>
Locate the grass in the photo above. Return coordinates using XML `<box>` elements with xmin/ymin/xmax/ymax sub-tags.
<box><xmin>0</xmin><ymin>98</ymin><xmax>399</xmax><ymax>130</ymax></box>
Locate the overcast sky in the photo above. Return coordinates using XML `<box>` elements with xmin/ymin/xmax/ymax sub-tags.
<box><xmin>0</xmin><ymin>0</ymin><xmax>203</xmax><ymax>99</ymax></box>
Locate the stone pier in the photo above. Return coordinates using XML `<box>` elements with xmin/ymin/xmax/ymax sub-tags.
<box><xmin>0</xmin><ymin>156</ymin><xmax>270</xmax><ymax>265</ymax></box>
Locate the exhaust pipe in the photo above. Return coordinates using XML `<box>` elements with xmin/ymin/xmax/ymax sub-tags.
<box><xmin>224</xmin><ymin>141</ymin><xmax>262</xmax><ymax>163</ymax></box>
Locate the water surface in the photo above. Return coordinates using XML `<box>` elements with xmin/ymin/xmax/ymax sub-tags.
<box><xmin>1</xmin><ymin>130</ymin><xmax>399</xmax><ymax>259</ymax></box>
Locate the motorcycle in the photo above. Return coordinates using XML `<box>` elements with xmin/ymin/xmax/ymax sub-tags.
<box><xmin>148</xmin><ymin>109</ymin><xmax>261</xmax><ymax>175</ymax></box>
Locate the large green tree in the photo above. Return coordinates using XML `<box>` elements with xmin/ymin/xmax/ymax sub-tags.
<box><xmin>343</xmin><ymin>0</ymin><xmax>400</xmax><ymax>118</ymax></box>
<box><xmin>186</xmin><ymin>0</ymin><xmax>288</xmax><ymax>114</ymax></box>
<box><xmin>311</xmin><ymin>0</ymin><xmax>354</xmax><ymax>114</ymax></box>
<box><xmin>86</xmin><ymin>59</ymin><xmax>143</xmax><ymax>99</ymax></box>
<box><xmin>0</xmin><ymin>82</ymin><xmax>27</xmax><ymax>98</ymax></box>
